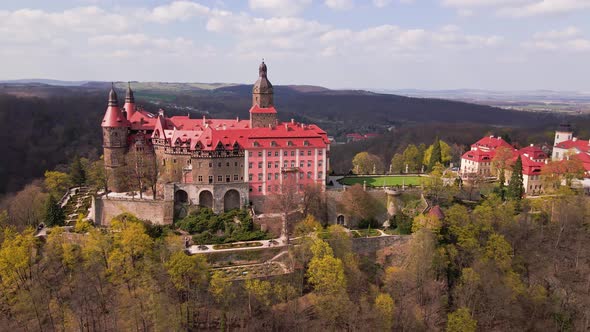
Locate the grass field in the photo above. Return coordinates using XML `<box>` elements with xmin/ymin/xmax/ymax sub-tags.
<box><xmin>338</xmin><ymin>176</ymin><xmax>423</xmax><ymax>187</ymax></box>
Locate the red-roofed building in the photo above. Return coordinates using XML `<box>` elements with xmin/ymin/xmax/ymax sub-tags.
<box><xmin>101</xmin><ymin>61</ymin><xmax>330</xmax><ymax>214</ymax></box>
<box><xmin>460</xmin><ymin>135</ymin><xmax>514</xmax><ymax>178</ymax></box>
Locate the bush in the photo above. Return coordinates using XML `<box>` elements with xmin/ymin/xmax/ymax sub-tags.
<box><xmin>185</xmin><ymin>208</ymin><xmax>268</xmax><ymax>244</ymax></box>
<box><xmin>358</xmin><ymin>218</ymin><xmax>379</xmax><ymax>229</ymax></box>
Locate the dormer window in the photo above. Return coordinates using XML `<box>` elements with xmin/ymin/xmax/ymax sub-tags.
<box><xmin>271</xmin><ymin>141</ymin><xmax>277</xmax><ymax>147</ymax></box>
<box><xmin>287</xmin><ymin>141</ymin><xmax>293</xmax><ymax>147</ymax></box>
<box><xmin>253</xmin><ymin>141</ymin><xmax>260</xmax><ymax>147</ymax></box>
<box><xmin>303</xmin><ymin>140</ymin><xmax>310</xmax><ymax>146</ymax></box>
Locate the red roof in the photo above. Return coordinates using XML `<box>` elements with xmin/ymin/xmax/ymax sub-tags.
<box><xmin>555</xmin><ymin>138</ymin><xmax>590</xmax><ymax>153</ymax></box>
<box><xmin>428</xmin><ymin>206</ymin><xmax>445</xmax><ymax>220</ymax></box>
<box><xmin>101</xmin><ymin>105</ymin><xmax>128</xmax><ymax>128</ymax></box>
<box><xmin>249</xmin><ymin>105</ymin><xmax>277</xmax><ymax>114</ymax></box>
<box><xmin>461</xmin><ymin>148</ymin><xmax>495</xmax><ymax>163</ymax></box>
<box><xmin>472</xmin><ymin>136</ymin><xmax>512</xmax><ymax>151</ymax></box>
<box><xmin>518</xmin><ymin>145</ymin><xmax>547</xmax><ymax>160</ymax></box>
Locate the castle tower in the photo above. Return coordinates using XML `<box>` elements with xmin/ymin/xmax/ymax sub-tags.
<box><xmin>124</xmin><ymin>82</ymin><xmax>136</xmax><ymax>120</ymax></box>
<box><xmin>250</xmin><ymin>60</ymin><xmax>278</xmax><ymax>128</ymax></box>
<box><xmin>101</xmin><ymin>84</ymin><xmax>129</xmax><ymax>192</ymax></box>
<box><xmin>554</xmin><ymin>123</ymin><xmax>573</xmax><ymax>146</ymax></box>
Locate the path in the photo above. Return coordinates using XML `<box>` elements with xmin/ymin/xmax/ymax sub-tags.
<box><xmin>186</xmin><ymin>237</ymin><xmax>287</xmax><ymax>254</ymax></box>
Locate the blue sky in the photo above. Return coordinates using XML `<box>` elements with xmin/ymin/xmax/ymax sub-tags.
<box><xmin>1</xmin><ymin>0</ymin><xmax>590</xmax><ymax>90</ymax></box>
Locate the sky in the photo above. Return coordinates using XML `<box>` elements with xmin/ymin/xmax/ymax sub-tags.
<box><xmin>1</xmin><ymin>0</ymin><xmax>590</xmax><ymax>91</ymax></box>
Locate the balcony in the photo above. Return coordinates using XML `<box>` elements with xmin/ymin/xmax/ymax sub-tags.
<box><xmin>281</xmin><ymin>167</ymin><xmax>300</xmax><ymax>173</ymax></box>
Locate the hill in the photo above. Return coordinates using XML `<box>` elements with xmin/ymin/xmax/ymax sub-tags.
<box><xmin>0</xmin><ymin>81</ymin><xmax>579</xmax><ymax>195</ymax></box>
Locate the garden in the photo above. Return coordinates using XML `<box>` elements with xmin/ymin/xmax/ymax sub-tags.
<box><xmin>338</xmin><ymin>175</ymin><xmax>424</xmax><ymax>187</ymax></box>
<box><xmin>175</xmin><ymin>208</ymin><xmax>270</xmax><ymax>245</ymax></box>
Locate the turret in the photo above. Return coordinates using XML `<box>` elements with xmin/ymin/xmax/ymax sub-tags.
<box><xmin>124</xmin><ymin>82</ymin><xmax>136</xmax><ymax>120</ymax></box>
<box><xmin>101</xmin><ymin>83</ymin><xmax>129</xmax><ymax>192</ymax></box>
<box><xmin>554</xmin><ymin>123</ymin><xmax>573</xmax><ymax>146</ymax></box>
<box><xmin>250</xmin><ymin>60</ymin><xmax>278</xmax><ymax>128</ymax></box>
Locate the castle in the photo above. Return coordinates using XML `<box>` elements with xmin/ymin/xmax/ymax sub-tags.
<box><xmin>98</xmin><ymin>62</ymin><xmax>330</xmax><ymax>222</ymax></box>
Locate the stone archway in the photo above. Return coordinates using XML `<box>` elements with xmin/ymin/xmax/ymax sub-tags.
<box><xmin>199</xmin><ymin>190</ymin><xmax>214</xmax><ymax>209</ymax></box>
<box><xmin>174</xmin><ymin>190</ymin><xmax>189</xmax><ymax>203</ymax></box>
<box><xmin>223</xmin><ymin>189</ymin><xmax>241</xmax><ymax>212</ymax></box>
<box><xmin>337</xmin><ymin>215</ymin><xmax>345</xmax><ymax>225</ymax></box>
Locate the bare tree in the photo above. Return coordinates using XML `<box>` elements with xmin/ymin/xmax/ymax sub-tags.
<box><xmin>265</xmin><ymin>174</ymin><xmax>301</xmax><ymax>243</ymax></box>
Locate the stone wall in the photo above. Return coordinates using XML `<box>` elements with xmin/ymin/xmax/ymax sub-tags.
<box><xmin>351</xmin><ymin>235</ymin><xmax>410</xmax><ymax>255</ymax></box>
<box><xmin>325</xmin><ymin>189</ymin><xmax>389</xmax><ymax>227</ymax></box>
<box><xmin>91</xmin><ymin>196</ymin><xmax>174</xmax><ymax>226</ymax></box>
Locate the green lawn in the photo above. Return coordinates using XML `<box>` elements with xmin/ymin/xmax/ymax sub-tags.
<box><xmin>338</xmin><ymin>176</ymin><xmax>423</xmax><ymax>187</ymax></box>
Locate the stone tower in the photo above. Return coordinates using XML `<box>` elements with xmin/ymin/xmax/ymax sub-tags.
<box><xmin>101</xmin><ymin>84</ymin><xmax>129</xmax><ymax>192</ymax></box>
<box><xmin>123</xmin><ymin>82</ymin><xmax>136</xmax><ymax>120</ymax></box>
<box><xmin>250</xmin><ymin>61</ymin><xmax>278</xmax><ymax>128</ymax></box>
<box><xmin>554</xmin><ymin>123</ymin><xmax>573</xmax><ymax>146</ymax></box>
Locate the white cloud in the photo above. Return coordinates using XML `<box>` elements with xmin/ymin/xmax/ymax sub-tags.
<box><xmin>248</xmin><ymin>0</ymin><xmax>312</xmax><ymax>16</ymax></box>
<box><xmin>373</xmin><ymin>0</ymin><xmax>392</xmax><ymax>7</ymax></box>
<box><xmin>442</xmin><ymin>0</ymin><xmax>590</xmax><ymax>17</ymax></box>
<box><xmin>523</xmin><ymin>27</ymin><xmax>590</xmax><ymax>52</ymax></box>
<box><xmin>142</xmin><ymin>1</ymin><xmax>210</xmax><ymax>23</ymax></box>
<box><xmin>325</xmin><ymin>0</ymin><xmax>354</xmax><ymax>10</ymax></box>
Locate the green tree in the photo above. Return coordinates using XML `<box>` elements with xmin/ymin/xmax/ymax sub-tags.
<box><xmin>44</xmin><ymin>194</ymin><xmax>65</xmax><ymax>227</ymax></box>
<box><xmin>244</xmin><ymin>279</ymin><xmax>272</xmax><ymax>317</ymax></box>
<box><xmin>506</xmin><ymin>155</ymin><xmax>524</xmax><ymax>201</ymax></box>
<box><xmin>69</xmin><ymin>155</ymin><xmax>86</xmax><ymax>187</ymax></box>
<box><xmin>352</xmin><ymin>152</ymin><xmax>384</xmax><ymax>174</ymax></box>
<box><xmin>391</xmin><ymin>153</ymin><xmax>404</xmax><ymax>174</ymax></box>
<box><xmin>374</xmin><ymin>292</ymin><xmax>395</xmax><ymax>330</ymax></box>
<box><xmin>402</xmin><ymin>144</ymin><xmax>421</xmax><ymax>172</ymax></box>
<box><xmin>428</xmin><ymin>137</ymin><xmax>443</xmax><ymax>171</ymax></box>
<box><xmin>424</xmin><ymin>140</ymin><xmax>452</xmax><ymax>167</ymax></box>
<box><xmin>44</xmin><ymin>171</ymin><xmax>71</xmax><ymax>198</ymax></box>
<box><xmin>446</xmin><ymin>307</ymin><xmax>476</xmax><ymax>332</ymax></box>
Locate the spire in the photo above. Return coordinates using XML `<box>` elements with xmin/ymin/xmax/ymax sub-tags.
<box><xmin>259</xmin><ymin>59</ymin><xmax>267</xmax><ymax>78</ymax></box>
<box><xmin>125</xmin><ymin>82</ymin><xmax>135</xmax><ymax>103</ymax></box>
<box><xmin>108</xmin><ymin>82</ymin><xmax>118</xmax><ymax>106</ymax></box>
<box><xmin>252</xmin><ymin>60</ymin><xmax>273</xmax><ymax>108</ymax></box>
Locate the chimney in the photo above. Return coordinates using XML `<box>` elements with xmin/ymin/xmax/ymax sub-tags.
<box><xmin>236</xmin><ymin>116</ymin><xmax>239</xmax><ymax>122</ymax></box>
<box><xmin>222</xmin><ymin>124</ymin><xmax>226</xmax><ymax>130</ymax></box>
<box><xmin>158</xmin><ymin>109</ymin><xmax>164</xmax><ymax>117</ymax></box>
<box><xmin>573</xmin><ymin>137</ymin><xmax>578</xmax><ymax>141</ymax></box>
<box><xmin>530</xmin><ymin>143</ymin><xmax>533</xmax><ymax>147</ymax></box>
<box><xmin>202</xmin><ymin>115</ymin><xmax>206</xmax><ymax>125</ymax></box>
<box><xmin>489</xmin><ymin>135</ymin><xmax>494</xmax><ymax>138</ymax></box>
<box><xmin>291</xmin><ymin>119</ymin><xmax>295</xmax><ymax>124</ymax></box>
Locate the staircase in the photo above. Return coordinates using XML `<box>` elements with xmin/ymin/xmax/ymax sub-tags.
<box><xmin>61</xmin><ymin>187</ymin><xmax>94</xmax><ymax>224</ymax></box>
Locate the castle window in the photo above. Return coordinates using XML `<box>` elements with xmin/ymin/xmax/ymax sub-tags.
<box><xmin>287</xmin><ymin>141</ymin><xmax>293</xmax><ymax>147</ymax></box>
<box><xmin>173</xmin><ymin>159</ymin><xmax>177</xmax><ymax>163</ymax></box>
<box><xmin>209</xmin><ymin>163</ymin><xmax>212</xmax><ymax>168</ymax></box>
<box><xmin>162</xmin><ymin>159</ymin><xmax>166</xmax><ymax>166</ymax></box>
<box><xmin>275</xmin><ymin>151</ymin><xmax>279</xmax><ymax>157</ymax></box>
<box><xmin>218</xmin><ymin>162</ymin><xmax>222</xmax><ymax>167</ymax></box>
<box><xmin>258</xmin><ymin>173</ymin><xmax>263</xmax><ymax>181</ymax></box>
<box><xmin>198</xmin><ymin>176</ymin><xmax>203</xmax><ymax>182</ymax></box>
<box><xmin>291</xmin><ymin>161</ymin><xmax>295</xmax><ymax>167</ymax></box>
<box><xmin>275</xmin><ymin>161</ymin><xmax>279</xmax><ymax>168</ymax></box>
<box><xmin>258</xmin><ymin>152</ymin><xmax>263</xmax><ymax>157</ymax></box>
<box><xmin>268</xmin><ymin>173</ymin><xmax>272</xmax><ymax>180</ymax></box>
<box><xmin>291</xmin><ymin>151</ymin><xmax>295</xmax><ymax>156</ymax></box>
<box><xmin>198</xmin><ymin>162</ymin><xmax>202</xmax><ymax>168</ymax></box>
<box><xmin>187</xmin><ymin>159</ymin><xmax>191</xmax><ymax>165</ymax></box>
<box><xmin>300</xmin><ymin>151</ymin><xmax>304</xmax><ymax>156</ymax></box>
<box><xmin>318</xmin><ymin>171</ymin><xmax>323</xmax><ymax>179</ymax></box>
<box><xmin>300</xmin><ymin>161</ymin><xmax>304</xmax><ymax>168</ymax></box>
<box><xmin>319</xmin><ymin>161</ymin><xmax>323</xmax><ymax>167</ymax></box>
<box><xmin>268</xmin><ymin>162</ymin><xmax>272</xmax><ymax>168</ymax></box>
<box><xmin>308</xmin><ymin>161</ymin><xmax>312</xmax><ymax>167</ymax></box>
<box><xmin>249</xmin><ymin>174</ymin><xmax>253</xmax><ymax>181</ymax></box>
<box><xmin>235</xmin><ymin>162</ymin><xmax>238</xmax><ymax>167</ymax></box>
<box><xmin>226</xmin><ymin>175</ymin><xmax>230</xmax><ymax>183</ymax></box>
<box><xmin>307</xmin><ymin>172</ymin><xmax>312</xmax><ymax>179</ymax></box>
<box><xmin>234</xmin><ymin>174</ymin><xmax>239</xmax><ymax>181</ymax></box>
<box><xmin>268</xmin><ymin>151</ymin><xmax>272</xmax><ymax>157</ymax></box>
<box><xmin>308</xmin><ymin>150</ymin><xmax>312</xmax><ymax>156</ymax></box>
<box><xmin>284</xmin><ymin>151</ymin><xmax>288</xmax><ymax>156</ymax></box>
<box><xmin>249</xmin><ymin>152</ymin><xmax>253</xmax><ymax>157</ymax></box>
<box><xmin>258</xmin><ymin>162</ymin><xmax>262</xmax><ymax>168</ymax></box>
<box><xmin>217</xmin><ymin>175</ymin><xmax>222</xmax><ymax>182</ymax></box>
<box><xmin>249</xmin><ymin>162</ymin><xmax>253</xmax><ymax>169</ymax></box>
<box><xmin>253</xmin><ymin>141</ymin><xmax>260</xmax><ymax>147</ymax></box>
<box><xmin>249</xmin><ymin>187</ymin><xmax>253</xmax><ymax>192</ymax></box>
<box><xmin>209</xmin><ymin>176</ymin><xmax>213</xmax><ymax>184</ymax></box>
<box><xmin>283</xmin><ymin>161</ymin><xmax>288</xmax><ymax>168</ymax></box>
<box><xmin>304</xmin><ymin>140</ymin><xmax>309</xmax><ymax>146</ymax></box>
<box><xmin>275</xmin><ymin>173</ymin><xmax>279</xmax><ymax>180</ymax></box>
<box><xmin>299</xmin><ymin>172</ymin><xmax>304</xmax><ymax>179</ymax></box>
<box><xmin>258</xmin><ymin>186</ymin><xmax>262</xmax><ymax>192</ymax></box>
<box><xmin>271</xmin><ymin>141</ymin><xmax>277</xmax><ymax>147</ymax></box>
<box><xmin>226</xmin><ymin>162</ymin><xmax>230</xmax><ymax>167</ymax></box>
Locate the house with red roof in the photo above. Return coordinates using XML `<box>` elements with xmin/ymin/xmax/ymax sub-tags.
<box><xmin>100</xmin><ymin>61</ymin><xmax>330</xmax><ymax>219</ymax></box>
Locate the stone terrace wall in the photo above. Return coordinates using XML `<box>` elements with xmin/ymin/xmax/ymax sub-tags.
<box><xmin>91</xmin><ymin>197</ymin><xmax>173</xmax><ymax>226</ymax></box>
<box><xmin>351</xmin><ymin>235</ymin><xmax>410</xmax><ymax>255</ymax></box>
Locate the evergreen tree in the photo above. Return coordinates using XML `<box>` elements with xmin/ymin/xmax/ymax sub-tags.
<box><xmin>428</xmin><ymin>137</ymin><xmax>442</xmax><ymax>171</ymax></box>
<box><xmin>507</xmin><ymin>155</ymin><xmax>524</xmax><ymax>201</ymax></box>
<box><xmin>44</xmin><ymin>195</ymin><xmax>65</xmax><ymax>227</ymax></box>
<box><xmin>70</xmin><ymin>155</ymin><xmax>86</xmax><ymax>187</ymax></box>
<box><xmin>495</xmin><ymin>169</ymin><xmax>506</xmax><ymax>200</ymax></box>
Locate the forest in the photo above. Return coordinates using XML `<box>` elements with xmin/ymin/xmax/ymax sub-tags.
<box><xmin>0</xmin><ymin>82</ymin><xmax>576</xmax><ymax>195</ymax></box>
<box><xmin>0</xmin><ymin>188</ymin><xmax>589</xmax><ymax>331</ymax></box>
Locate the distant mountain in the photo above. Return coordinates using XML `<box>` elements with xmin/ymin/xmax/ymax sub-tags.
<box><xmin>0</xmin><ymin>79</ymin><xmax>91</xmax><ymax>86</ymax></box>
